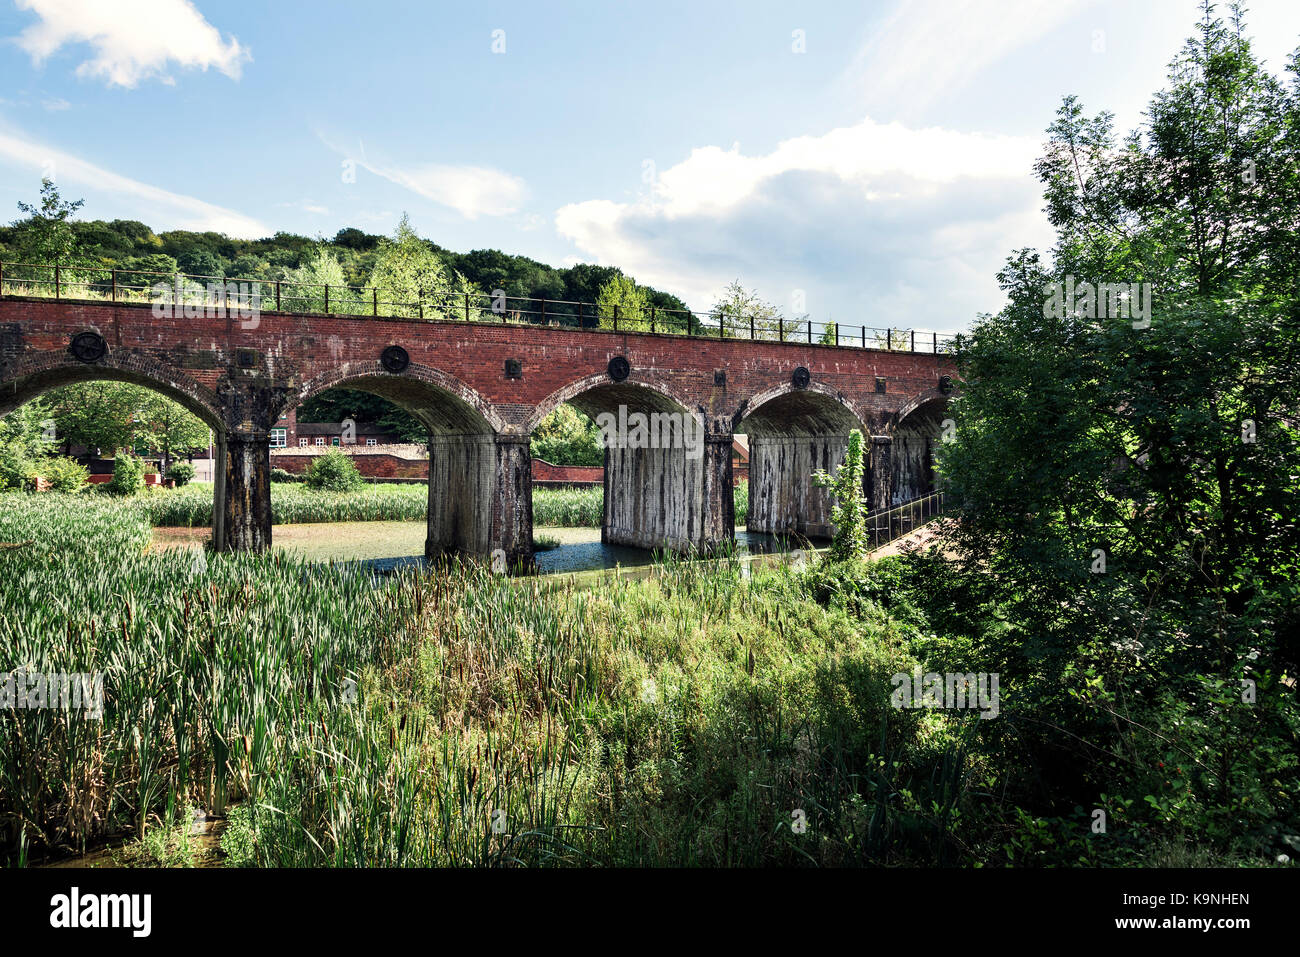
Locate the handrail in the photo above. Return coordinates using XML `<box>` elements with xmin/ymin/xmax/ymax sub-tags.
<box><xmin>865</xmin><ymin>490</ymin><xmax>946</xmax><ymax>551</ymax></box>
<box><xmin>0</xmin><ymin>260</ymin><xmax>963</xmax><ymax>354</ymax></box>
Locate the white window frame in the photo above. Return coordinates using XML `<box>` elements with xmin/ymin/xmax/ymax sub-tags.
<box><xmin>366</xmin><ymin>438</ymin><xmax>377</xmax><ymax>447</ymax></box>
<box><xmin>270</xmin><ymin>428</ymin><xmax>287</xmax><ymax>448</ymax></box>
<box><xmin>315</xmin><ymin>437</ymin><xmax>325</xmax><ymax>446</ymax></box>
<box><xmin>298</xmin><ymin>438</ymin><xmax>309</xmax><ymax>447</ymax></box>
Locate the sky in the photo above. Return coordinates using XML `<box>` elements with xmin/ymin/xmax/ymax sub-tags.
<box><xmin>2</xmin><ymin>0</ymin><xmax>1300</xmax><ymax>334</ymax></box>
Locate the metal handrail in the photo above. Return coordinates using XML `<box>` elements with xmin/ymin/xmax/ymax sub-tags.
<box><xmin>0</xmin><ymin>260</ymin><xmax>963</xmax><ymax>354</ymax></box>
<box><xmin>865</xmin><ymin>490</ymin><xmax>946</xmax><ymax>551</ymax></box>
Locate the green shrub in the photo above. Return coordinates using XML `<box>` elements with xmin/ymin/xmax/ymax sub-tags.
<box><xmin>166</xmin><ymin>462</ymin><xmax>196</xmax><ymax>487</ymax></box>
<box><xmin>41</xmin><ymin>456</ymin><xmax>90</xmax><ymax>492</ymax></box>
<box><xmin>107</xmin><ymin>453</ymin><xmax>145</xmax><ymax>495</ymax></box>
<box><xmin>270</xmin><ymin>467</ymin><xmax>303</xmax><ymax>483</ymax></box>
<box><xmin>304</xmin><ymin>449</ymin><xmax>364</xmax><ymax>492</ymax></box>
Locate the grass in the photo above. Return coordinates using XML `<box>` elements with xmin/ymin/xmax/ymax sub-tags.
<box><xmin>92</xmin><ymin>480</ymin><xmax>750</xmax><ymax>529</ymax></box>
<box><xmin>0</xmin><ymin>491</ymin><xmax>978</xmax><ymax>868</ymax></box>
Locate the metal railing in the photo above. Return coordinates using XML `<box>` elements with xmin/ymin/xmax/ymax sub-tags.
<box><xmin>0</xmin><ymin>260</ymin><xmax>962</xmax><ymax>354</ymax></box>
<box><xmin>866</xmin><ymin>490</ymin><xmax>946</xmax><ymax>551</ymax></box>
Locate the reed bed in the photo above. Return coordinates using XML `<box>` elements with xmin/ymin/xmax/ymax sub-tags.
<box><xmin>108</xmin><ymin>483</ymin><xmax>750</xmax><ymax>529</ymax></box>
<box><xmin>1</xmin><ymin>491</ymin><xmax>971</xmax><ymax>868</ymax></box>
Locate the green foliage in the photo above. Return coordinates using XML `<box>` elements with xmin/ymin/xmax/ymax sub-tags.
<box><xmin>303</xmin><ymin>449</ymin><xmax>365</xmax><ymax>492</ymax></box>
<box><xmin>107</xmin><ymin>453</ymin><xmax>146</xmax><ymax>495</ymax></box>
<box><xmin>0</xmin><ymin>401</ymin><xmax>52</xmax><ymax>491</ymax></box>
<box><xmin>530</xmin><ymin>403</ymin><xmax>601</xmax><ymax>466</ymax></box>
<box><xmin>40</xmin><ymin>456</ymin><xmax>90</xmax><ymax>492</ymax></box>
<box><xmin>710</xmin><ymin>279</ymin><xmax>798</xmax><ymax>339</ymax></box>
<box><xmin>595</xmin><ymin>274</ymin><xmax>650</xmax><ymax>330</ymax></box>
<box><xmin>369</xmin><ymin>214</ymin><xmax>480</xmax><ymax>319</ymax></box>
<box><xmin>166</xmin><ymin>462</ymin><xmax>195</xmax><ymax>487</ymax></box>
<box><xmin>812</xmin><ymin>430</ymin><xmax>868</xmax><ymax>561</ymax></box>
<box><xmin>270</xmin><ymin>467</ymin><xmax>303</xmax><ymax>484</ymax></box>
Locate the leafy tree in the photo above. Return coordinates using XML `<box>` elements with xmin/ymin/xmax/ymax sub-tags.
<box><xmin>280</xmin><ymin>247</ymin><xmax>362</xmax><ymax>313</ymax></box>
<box><xmin>710</xmin><ymin>280</ymin><xmax>798</xmax><ymax>340</ymax></box>
<box><xmin>0</xmin><ymin>399</ymin><xmax>54</xmax><ymax>490</ymax></box>
<box><xmin>531</xmin><ymin>404</ymin><xmax>601</xmax><ymax>466</ymax></box>
<box><xmin>132</xmin><ymin>391</ymin><xmax>210</xmax><ymax>475</ymax></box>
<box><xmin>595</xmin><ymin>275</ymin><xmax>651</xmax><ymax>330</ymax></box>
<box><xmin>369</xmin><ymin>214</ymin><xmax>480</xmax><ymax>319</ymax></box>
<box><xmin>940</xmin><ymin>0</ymin><xmax>1300</xmax><ymax>679</ymax></box>
<box><xmin>812</xmin><ymin>429</ymin><xmax>868</xmax><ymax>561</ymax></box>
<box><xmin>9</xmin><ymin>180</ymin><xmax>91</xmax><ymax>288</ymax></box>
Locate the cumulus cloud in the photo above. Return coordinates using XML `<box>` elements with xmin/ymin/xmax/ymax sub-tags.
<box><xmin>14</xmin><ymin>0</ymin><xmax>249</xmax><ymax>87</ymax></box>
<box><xmin>555</xmin><ymin>117</ymin><xmax>1053</xmax><ymax>333</ymax></box>
<box><xmin>0</xmin><ymin>126</ymin><xmax>268</xmax><ymax>236</ymax></box>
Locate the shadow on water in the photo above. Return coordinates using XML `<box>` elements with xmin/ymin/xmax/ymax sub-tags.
<box><xmin>336</xmin><ymin>528</ymin><xmax>818</xmax><ymax>578</ymax></box>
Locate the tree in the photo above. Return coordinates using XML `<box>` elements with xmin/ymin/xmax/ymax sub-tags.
<box><xmin>812</xmin><ymin>429</ymin><xmax>868</xmax><ymax>561</ymax></box>
<box><xmin>710</xmin><ymin>280</ymin><xmax>798</xmax><ymax>340</ymax></box>
<box><xmin>530</xmin><ymin>403</ymin><xmax>601</xmax><ymax>466</ymax></box>
<box><xmin>132</xmin><ymin>392</ymin><xmax>210</xmax><ymax>475</ymax></box>
<box><xmin>280</xmin><ymin>247</ymin><xmax>362</xmax><ymax>313</ymax></box>
<box><xmin>0</xmin><ymin>399</ymin><xmax>54</xmax><ymax>490</ymax></box>
<box><xmin>10</xmin><ymin>179</ymin><xmax>90</xmax><ymax>288</ymax></box>
<box><xmin>939</xmin><ymin>0</ymin><xmax>1300</xmax><ymax>677</ymax></box>
<box><xmin>595</xmin><ymin>275</ymin><xmax>650</xmax><ymax>330</ymax></box>
<box><xmin>369</xmin><ymin>214</ymin><xmax>480</xmax><ymax>319</ymax></box>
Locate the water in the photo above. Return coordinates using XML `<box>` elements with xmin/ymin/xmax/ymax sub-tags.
<box><xmin>354</xmin><ymin>527</ymin><xmax>816</xmax><ymax>577</ymax></box>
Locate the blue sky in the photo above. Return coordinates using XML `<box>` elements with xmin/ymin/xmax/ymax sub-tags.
<box><xmin>3</xmin><ymin>0</ymin><xmax>1300</xmax><ymax>333</ymax></box>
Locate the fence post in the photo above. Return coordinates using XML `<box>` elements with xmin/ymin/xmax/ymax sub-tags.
<box><xmin>807</xmin><ymin>318</ymin><xmax>812</xmax><ymax>343</ymax></box>
<box><xmin>718</xmin><ymin>313</ymin><xmax>724</xmax><ymax>338</ymax></box>
<box><xmin>911</xmin><ymin>329</ymin><xmax>915</xmax><ymax>352</ymax></box>
<box><xmin>55</xmin><ymin>264</ymin><xmax>60</xmax><ymax>299</ymax></box>
<box><xmin>834</xmin><ymin>323</ymin><xmax>839</xmax><ymax>347</ymax></box>
<box><xmin>650</xmin><ymin>306</ymin><xmax>655</xmax><ymax>333</ymax></box>
<box><xmin>417</xmin><ymin>288</ymin><xmax>423</xmax><ymax>320</ymax></box>
<box><xmin>0</xmin><ymin>262</ymin><xmax>4</xmax><ymax>298</ymax></box>
<box><xmin>749</xmin><ymin>313</ymin><xmax>755</xmax><ymax>340</ymax></box>
<box><xmin>539</xmin><ymin>298</ymin><xmax>546</xmax><ymax>324</ymax></box>
<box><xmin>465</xmin><ymin>292</ymin><xmax>470</xmax><ymax>323</ymax></box>
<box><xmin>614</xmin><ymin>303</ymin><xmax>619</xmax><ymax>333</ymax></box>
<box><xmin>275</xmin><ymin>280</ymin><xmax>281</xmax><ymax>311</ymax></box>
<box><xmin>888</xmin><ymin>327</ymin><xmax>893</xmax><ymax>350</ymax></box>
<box><xmin>779</xmin><ymin>317</ymin><xmax>784</xmax><ymax>343</ymax></box>
<box><xmin>111</xmin><ymin>269</ymin><xmax>117</xmax><ymax>303</ymax></box>
<box><xmin>933</xmin><ymin>331</ymin><xmax>938</xmax><ymax>353</ymax></box>
<box><xmin>373</xmin><ymin>287</ymin><xmax>378</xmax><ymax>316</ymax></box>
<box><xmin>325</xmin><ymin>283</ymin><xmax>330</xmax><ymax>315</ymax></box>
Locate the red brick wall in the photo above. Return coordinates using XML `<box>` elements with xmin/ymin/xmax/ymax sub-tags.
<box><xmin>0</xmin><ymin>297</ymin><xmax>957</xmax><ymax>435</ymax></box>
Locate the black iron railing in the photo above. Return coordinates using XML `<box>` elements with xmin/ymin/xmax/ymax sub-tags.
<box><xmin>0</xmin><ymin>261</ymin><xmax>962</xmax><ymax>354</ymax></box>
<box><xmin>866</xmin><ymin>490</ymin><xmax>946</xmax><ymax>550</ymax></box>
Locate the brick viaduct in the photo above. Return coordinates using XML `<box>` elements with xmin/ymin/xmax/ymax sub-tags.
<box><xmin>0</xmin><ymin>296</ymin><xmax>957</xmax><ymax>567</ymax></box>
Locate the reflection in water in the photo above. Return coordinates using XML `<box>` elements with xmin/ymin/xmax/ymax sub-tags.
<box><xmin>355</xmin><ymin>529</ymin><xmax>815</xmax><ymax>577</ymax></box>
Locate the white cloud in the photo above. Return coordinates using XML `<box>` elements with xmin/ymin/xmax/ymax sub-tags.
<box><xmin>41</xmin><ymin>96</ymin><xmax>70</xmax><ymax>111</ymax></box>
<box><xmin>362</xmin><ymin>159</ymin><xmax>527</xmax><ymax>220</ymax></box>
<box><xmin>318</xmin><ymin>132</ymin><xmax>526</xmax><ymax>220</ymax></box>
<box><xmin>555</xmin><ymin>116</ymin><xmax>1053</xmax><ymax>332</ymax></box>
<box><xmin>0</xmin><ymin>126</ymin><xmax>268</xmax><ymax>236</ymax></box>
<box><xmin>846</xmin><ymin>0</ymin><xmax>1092</xmax><ymax>116</ymax></box>
<box><xmin>14</xmin><ymin>0</ymin><xmax>249</xmax><ymax>88</ymax></box>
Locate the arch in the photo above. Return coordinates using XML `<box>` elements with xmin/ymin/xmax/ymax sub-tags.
<box><xmin>890</xmin><ymin>391</ymin><xmax>950</xmax><ymax>504</ymax></box>
<box><xmin>290</xmin><ymin>360</ymin><xmax>508</xmax><ymax>435</ymax></box>
<box><xmin>0</xmin><ymin>349</ymin><xmax>225</xmax><ymax>432</ymax></box>
<box><xmin>891</xmin><ymin>388</ymin><xmax>951</xmax><ymax>434</ymax></box>
<box><xmin>524</xmin><ymin>372</ymin><xmax>694</xmax><ymax>434</ymax></box>
<box><xmin>737</xmin><ymin>382</ymin><xmax>867</xmax><ymax>437</ymax></box>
